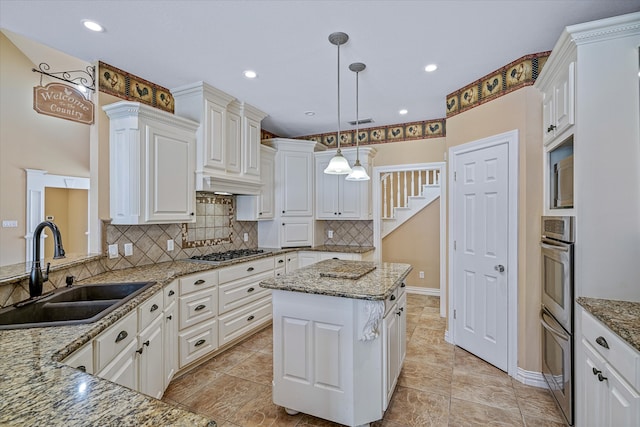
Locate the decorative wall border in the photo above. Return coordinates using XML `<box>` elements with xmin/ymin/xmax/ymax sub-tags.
<box><xmin>446</xmin><ymin>51</ymin><xmax>550</xmax><ymax>118</ymax></box>
<box><xmin>98</xmin><ymin>61</ymin><xmax>175</xmax><ymax>113</ymax></box>
<box><xmin>295</xmin><ymin>118</ymin><xmax>446</xmax><ymax>148</ymax></box>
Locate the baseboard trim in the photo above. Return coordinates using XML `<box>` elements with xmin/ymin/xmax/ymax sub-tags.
<box><xmin>514</xmin><ymin>367</ymin><xmax>548</xmax><ymax>388</ymax></box>
<box><xmin>406</xmin><ymin>286</ymin><xmax>440</xmax><ymax>296</ymax></box>
<box><xmin>444</xmin><ymin>329</ymin><xmax>453</xmax><ymax>344</ymax></box>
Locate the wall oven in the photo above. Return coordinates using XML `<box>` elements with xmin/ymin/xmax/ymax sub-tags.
<box><xmin>540</xmin><ymin>215</ymin><xmax>574</xmax><ymax>426</ymax></box>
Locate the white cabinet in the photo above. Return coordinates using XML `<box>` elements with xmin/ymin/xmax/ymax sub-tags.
<box><xmin>540</xmin><ymin>61</ymin><xmax>575</xmax><ymax>146</ymax></box>
<box><xmin>285</xmin><ymin>252</ymin><xmax>298</xmax><ymax>272</ymax></box>
<box><xmin>172</xmin><ymin>82</ymin><xmax>267</xmax><ymax>194</ymax></box>
<box><xmin>258</xmin><ymin>139</ymin><xmax>324</xmax><ymax>248</ymax></box>
<box><xmin>103</xmin><ymin>101</ymin><xmax>198</xmax><ymax>225</ymax></box>
<box><xmin>137</xmin><ymin>315</ymin><xmax>164</xmax><ymax>399</ymax></box>
<box><xmin>236</xmin><ymin>145</ymin><xmax>276</xmax><ymax>221</ymax></box>
<box><xmin>315</xmin><ymin>147</ymin><xmax>376</xmax><ymax>220</ymax></box>
<box><xmin>163</xmin><ymin>294</ymin><xmax>178</xmax><ymax>388</ymax></box>
<box><xmin>579</xmin><ymin>309</ymin><xmax>640</xmax><ymax>427</ymax></box>
<box><xmin>62</xmin><ymin>341</ymin><xmax>93</xmax><ymax>374</ymax></box>
<box><xmin>382</xmin><ymin>286</ymin><xmax>406</xmax><ymax>409</ymax></box>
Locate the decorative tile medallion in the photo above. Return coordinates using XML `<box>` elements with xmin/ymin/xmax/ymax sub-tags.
<box><xmin>98</xmin><ymin>61</ymin><xmax>174</xmax><ymax>113</ymax></box>
<box><xmin>482</xmin><ymin>73</ymin><xmax>504</xmax><ymax>100</ymax></box>
<box><xmin>182</xmin><ymin>193</ymin><xmax>234</xmax><ymax>248</ymax></box>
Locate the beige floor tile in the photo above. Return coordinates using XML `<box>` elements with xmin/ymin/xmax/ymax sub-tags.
<box><xmin>162</xmin><ymin>366</ymin><xmax>223</xmax><ymax>403</ymax></box>
<box><xmin>383</xmin><ymin>385</ymin><xmax>449</xmax><ymax>426</ymax></box>
<box><xmin>451</xmin><ymin>370</ymin><xmax>519</xmax><ymax>412</ymax></box>
<box><xmin>512</xmin><ymin>380</ymin><xmax>565</xmax><ymax>423</ymax></box>
<box><xmin>397</xmin><ymin>358</ymin><xmax>452</xmax><ymax>397</ymax></box>
<box><xmin>231</xmin><ymin>388</ymin><xmax>302</xmax><ymax>427</ymax></box>
<box><xmin>238</xmin><ymin>326</ymin><xmax>273</xmax><ymax>353</ymax></box>
<box><xmin>227</xmin><ymin>352</ymin><xmax>274</xmax><ymax>386</ymax></box>
<box><xmin>448</xmin><ymin>397</ymin><xmax>524</xmax><ymax>426</ymax></box>
<box><xmin>202</xmin><ymin>345</ymin><xmax>256</xmax><ymax>372</ymax></box>
<box><xmin>523</xmin><ymin>414</ymin><xmax>567</xmax><ymax>427</ymax></box>
<box><xmin>296</xmin><ymin>414</ymin><xmax>346</xmax><ymax>426</ymax></box>
<box><xmin>453</xmin><ymin>347</ymin><xmax>511</xmax><ymax>383</ymax></box>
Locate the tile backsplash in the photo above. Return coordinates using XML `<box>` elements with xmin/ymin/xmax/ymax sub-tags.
<box><xmin>321</xmin><ymin>220</ymin><xmax>373</xmax><ymax>246</ymax></box>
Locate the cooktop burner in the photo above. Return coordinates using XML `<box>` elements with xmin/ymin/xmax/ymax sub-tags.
<box><xmin>189</xmin><ymin>249</ymin><xmax>265</xmax><ymax>264</ymax></box>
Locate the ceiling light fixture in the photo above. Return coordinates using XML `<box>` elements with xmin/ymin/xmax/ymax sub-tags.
<box><xmin>82</xmin><ymin>20</ymin><xmax>104</xmax><ymax>32</ymax></box>
<box><xmin>425</xmin><ymin>64</ymin><xmax>438</xmax><ymax>72</ymax></box>
<box><xmin>399</xmin><ymin>109</ymin><xmax>408</xmax><ymax>115</ymax></box>
<box><xmin>243</xmin><ymin>70</ymin><xmax>257</xmax><ymax>79</ymax></box>
<box><xmin>304</xmin><ymin>111</ymin><xmax>315</xmax><ymax>116</ymax></box>
<box><xmin>346</xmin><ymin>62</ymin><xmax>369</xmax><ymax>181</ymax></box>
<box><xmin>324</xmin><ymin>32</ymin><xmax>352</xmax><ymax>175</ymax></box>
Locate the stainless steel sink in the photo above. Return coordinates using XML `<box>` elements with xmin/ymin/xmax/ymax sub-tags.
<box><xmin>0</xmin><ymin>281</ymin><xmax>156</xmax><ymax>330</ymax></box>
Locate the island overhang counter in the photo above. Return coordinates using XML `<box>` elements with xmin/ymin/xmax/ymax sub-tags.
<box><xmin>260</xmin><ymin>259</ymin><xmax>412</xmax><ymax>427</ymax></box>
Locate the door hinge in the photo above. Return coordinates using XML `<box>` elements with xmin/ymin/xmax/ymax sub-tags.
<box><xmin>453</xmin><ymin>309</ymin><xmax>457</xmax><ymax>319</ymax></box>
<box><xmin>453</xmin><ymin>240</ymin><xmax>456</xmax><ymax>250</ymax></box>
<box><xmin>454</xmin><ymin>171</ymin><xmax>457</xmax><ymax>181</ymax></box>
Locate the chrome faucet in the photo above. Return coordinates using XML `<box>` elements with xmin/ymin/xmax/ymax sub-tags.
<box><xmin>29</xmin><ymin>221</ymin><xmax>65</xmax><ymax>299</ymax></box>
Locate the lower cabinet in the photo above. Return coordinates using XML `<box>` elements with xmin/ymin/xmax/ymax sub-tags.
<box><xmin>138</xmin><ymin>315</ymin><xmax>164</xmax><ymax>399</ymax></box>
<box><xmin>98</xmin><ymin>339</ymin><xmax>138</xmax><ymax>390</ymax></box>
<box><xmin>579</xmin><ymin>309</ymin><xmax>640</xmax><ymax>427</ymax></box>
<box><xmin>178</xmin><ymin>318</ymin><xmax>218</xmax><ymax>367</ymax></box>
<box><xmin>382</xmin><ymin>288</ymin><xmax>406</xmax><ymax>409</ymax></box>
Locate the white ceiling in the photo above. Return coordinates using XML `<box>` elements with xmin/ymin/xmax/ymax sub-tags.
<box><xmin>1</xmin><ymin>1</ymin><xmax>638</xmax><ymax>137</ymax></box>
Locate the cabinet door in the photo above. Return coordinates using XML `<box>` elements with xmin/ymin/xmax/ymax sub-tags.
<box><xmin>145</xmin><ymin>122</ymin><xmax>195</xmax><ymax>223</ymax></box>
<box><xmin>226</xmin><ymin>106</ymin><xmax>242</xmax><ymax>174</ymax></box>
<box><xmin>554</xmin><ymin>62</ymin><xmax>575</xmax><ymax>137</ymax></box>
<box><xmin>316</xmin><ymin>159</ymin><xmax>339</xmax><ymax>219</ymax></box>
<box><xmin>62</xmin><ymin>341</ymin><xmax>94</xmax><ymax>374</ymax></box>
<box><xmin>259</xmin><ymin>150</ymin><xmax>275</xmax><ymax>219</ymax></box>
<box><xmin>542</xmin><ymin>89</ymin><xmax>555</xmax><ymax>145</ymax></box>
<box><xmin>339</xmin><ymin>178</ymin><xmax>363</xmax><ymax>219</ymax></box>
<box><xmin>281</xmin><ymin>151</ymin><xmax>313</xmax><ymax>216</ymax></box>
<box><xmin>298</xmin><ymin>251</ymin><xmax>318</xmax><ymax>268</ymax></box>
<box><xmin>243</xmin><ymin>115</ymin><xmax>261</xmax><ymax>179</ymax></box>
<box><xmin>98</xmin><ymin>339</ymin><xmax>138</xmax><ymax>391</ymax></box>
<box><xmin>204</xmin><ymin>98</ymin><xmax>227</xmax><ymax>171</ymax></box>
<box><xmin>604</xmin><ymin>365</ymin><xmax>640</xmax><ymax>427</ymax></box>
<box><xmin>163</xmin><ymin>302</ymin><xmax>178</xmax><ymax>390</ymax></box>
<box><xmin>138</xmin><ymin>316</ymin><xmax>164</xmax><ymax>399</ymax></box>
<box><xmin>398</xmin><ymin>291</ymin><xmax>407</xmax><ymax>365</ymax></box>
<box><xmin>281</xmin><ymin>218</ymin><xmax>313</xmax><ymax>247</ymax></box>
<box><xmin>285</xmin><ymin>253</ymin><xmax>299</xmax><ymax>272</ymax></box>
<box><xmin>582</xmin><ymin>340</ymin><xmax>607</xmax><ymax>427</ymax></box>
<box><xmin>383</xmin><ymin>306</ymin><xmax>400</xmax><ymax>410</ymax></box>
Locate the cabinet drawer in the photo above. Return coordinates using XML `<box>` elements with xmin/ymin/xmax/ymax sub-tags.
<box><xmin>219</xmin><ymin>270</ymin><xmax>272</xmax><ymax>315</ymax></box>
<box><xmin>385</xmin><ymin>288</ymin><xmax>399</xmax><ymax>315</ymax></box>
<box><xmin>178</xmin><ymin>318</ymin><xmax>218</xmax><ymax>368</ymax></box>
<box><xmin>218</xmin><ymin>296</ymin><xmax>272</xmax><ymax>346</ymax></box>
<box><xmin>582</xmin><ymin>310</ymin><xmax>639</xmax><ymax>389</ymax></box>
<box><xmin>95</xmin><ymin>310</ymin><xmax>137</xmax><ymax>372</ymax></box>
<box><xmin>275</xmin><ymin>267</ymin><xmax>285</xmax><ymax>279</ymax></box>
<box><xmin>219</xmin><ymin>257</ymin><xmax>274</xmax><ymax>284</ymax></box>
<box><xmin>179</xmin><ymin>270</ymin><xmax>218</xmax><ymax>296</ymax></box>
<box><xmin>138</xmin><ymin>290</ymin><xmax>163</xmax><ymax>332</ymax></box>
<box><xmin>62</xmin><ymin>341</ymin><xmax>94</xmax><ymax>374</ymax></box>
<box><xmin>179</xmin><ymin>287</ymin><xmax>217</xmax><ymax>330</ymax></box>
<box><xmin>164</xmin><ymin>280</ymin><xmax>178</xmax><ymax>308</ymax></box>
<box><xmin>274</xmin><ymin>255</ymin><xmax>286</xmax><ymax>270</ymax></box>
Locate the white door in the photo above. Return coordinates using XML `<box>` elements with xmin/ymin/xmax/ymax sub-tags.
<box><xmin>451</xmin><ymin>133</ymin><xmax>515</xmax><ymax>372</ymax></box>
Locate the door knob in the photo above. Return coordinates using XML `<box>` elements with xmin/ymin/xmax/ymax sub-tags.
<box><xmin>495</xmin><ymin>265</ymin><xmax>505</xmax><ymax>273</ymax></box>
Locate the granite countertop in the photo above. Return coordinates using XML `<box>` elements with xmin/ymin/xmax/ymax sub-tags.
<box><xmin>260</xmin><ymin>259</ymin><xmax>412</xmax><ymax>300</ymax></box>
<box><xmin>0</xmin><ymin>253</ymin><xmax>104</xmax><ymax>286</ymax></box>
<box><xmin>303</xmin><ymin>245</ymin><xmax>375</xmax><ymax>254</ymax></box>
<box><xmin>577</xmin><ymin>297</ymin><xmax>640</xmax><ymax>353</ymax></box>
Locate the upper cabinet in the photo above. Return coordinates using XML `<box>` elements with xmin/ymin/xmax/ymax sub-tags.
<box><xmin>236</xmin><ymin>145</ymin><xmax>276</xmax><ymax>221</ymax></box>
<box><xmin>539</xmin><ymin>58</ymin><xmax>575</xmax><ymax>146</ymax></box>
<box><xmin>171</xmin><ymin>82</ymin><xmax>267</xmax><ymax>195</ymax></box>
<box><xmin>315</xmin><ymin>147</ymin><xmax>376</xmax><ymax>220</ymax></box>
<box><xmin>103</xmin><ymin>101</ymin><xmax>198</xmax><ymax>225</ymax></box>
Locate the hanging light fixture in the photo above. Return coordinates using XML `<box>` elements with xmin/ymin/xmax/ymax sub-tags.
<box><xmin>324</xmin><ymin>32</ymin><xmax>352</xmax><ymax>175</ymax></box>
<box><xmin>346</xmin><ymin>62</ymin><xmax>370</xmax><ymax>181</ymax></box>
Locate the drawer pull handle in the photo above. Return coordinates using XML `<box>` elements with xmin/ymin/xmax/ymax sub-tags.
<box><xmin>247</xmin><ymin>267</ymin><xmax>255</xmax><ymax>272</ymax></box>
<box><xmin>194</xmin><ymin>304</ymin><xmax>206</xmax><ymax>311</ymax></box>
<box><xmin>115</xmin><ymin>331</ymin><xmax>128</xmax><ymax>343</ymax></box>
<box><xmin>194</xmin><ymin>279</ymin><xmax>206</xmax><ymax>285</ymax></box>
<box><xmin>168</xmin><ymin>290</ymin><xmax>175</xmax><ymax>296</ymax></box>
<box><xmin>396</xmin><ymin>310</ymin><xmax>402</xmax><ymax>316</ymax></box>
<box><xmin>278</xmin><ymin>259</ymin><xmax>284</xmax><ymax>264</ymax></box>
<box><xmin>332</xmin><ymin>257</ymin><xmax>339</xmax><ymax>260</ymax></box>
<box><xmin>593</xmin><ymin>368</ymin><xmax>608</xmax><ymax>382</ymax></box>
<box><xmin>595</xmin><ymin>336</ymin><xmax>609</xmax><ymax>349</ymax></box>
<box><xmin>247</xmin><ymin>287</ymin><xmax>255</xmax><ymax>293</ymax></box>
<box><xmin>150</xmin><ymin>304</ymin><xmax>159</xmax><ymax>312</ymax></box>
<box><xmin>77</xmin><ymin>365</ymin><xmax>86</xmax><ymax>372</ymax></box>
<box><xmin>195</xmin><ymin>339</ymin><xmax>206</xmax><ymax>347</ymax></box>
<box><xmin>390</xmin><ymin>294</ymin><xmax>396</xmax><ymax>301</ymax></box>
<box><xmin>247</xmin><ymin>315</ymin><xmax>255</xmax><ymax>321</ymax></box>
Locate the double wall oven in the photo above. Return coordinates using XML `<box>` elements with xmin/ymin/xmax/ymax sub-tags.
<box><xmin>540</xmin><ymin>216</ymin><xmax>575</xmax><ymax>426</ymax></box>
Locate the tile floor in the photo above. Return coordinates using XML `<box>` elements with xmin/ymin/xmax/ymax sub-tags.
<box><xmin>162</xmin><ymin>294</ymin><xmax>565</xmax><ymax>426</ymax></box>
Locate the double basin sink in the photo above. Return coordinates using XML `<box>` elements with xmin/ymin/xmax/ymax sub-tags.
<box><xmin>0</xmin><ymin>281</ymin><xmax>156</xmax><ymax>330</ymax></box>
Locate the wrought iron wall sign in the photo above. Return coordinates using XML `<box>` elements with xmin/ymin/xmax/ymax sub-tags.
<box><xmin>33</xmin><ymin>82</ymin><xmax>95</xmax><ymax>125</ymax></box>
<box><xmin>32</xmin><ymin>62</ymin><xmax>96</xmax><ymax>92</ymax></box>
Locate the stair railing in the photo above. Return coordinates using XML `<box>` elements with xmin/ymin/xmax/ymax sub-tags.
<box><xmin>380</xmin><ymin>167</ymin><xmax>440</xmax><ymax>219</ymax></box>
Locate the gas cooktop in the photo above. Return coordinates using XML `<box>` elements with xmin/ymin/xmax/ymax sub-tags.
<box><xmin>189</xmin><ymin>249</ymin><xmax>265</xmax><ymax>264</ymax></box>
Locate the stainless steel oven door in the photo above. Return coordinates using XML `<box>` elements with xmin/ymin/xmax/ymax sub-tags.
<box><xmin>541</xmin><ymin>306</ymin><xmax>573</xmax><ymax>425</ymax></box>
<box><xmin>541</xmin><ymin>237</ymin><xmax>573</xmax><ymax>331</ymax></box>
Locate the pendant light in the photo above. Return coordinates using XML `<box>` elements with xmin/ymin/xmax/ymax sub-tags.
<box><xmin>346</xmin><ymin>62</ymin><xmax>370</xmax><ymax>181</ymax></box>
<box><xmin>324</xmin><ymin>32</ymin><xmax>352</xmax><ymax>175</ymax></box>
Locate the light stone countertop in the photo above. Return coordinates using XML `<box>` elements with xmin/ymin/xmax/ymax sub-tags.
<box><xmin>260</xmin><ymin>259</ymin><xmax>412</xmax><ymax>300</ymax></box>
<box><xmin>577</xmin><ymin>297</ymin><xmax>640</xmax><ymax>353</ymax></box>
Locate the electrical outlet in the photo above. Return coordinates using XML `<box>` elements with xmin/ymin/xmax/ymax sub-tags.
<box><xmin>167</xmin><ymin>239</ymin><xmax>174</xmax><ymax>251</ymax></box>
<box><xmin>243</xmin><ymin>232</ymin><xmax>249</xmax><ymax>242</ymax></box>
<box><xmin>124</xmin><ymin>243</ymin><xmax>133</xmax><ymax>256</ymax></box>
<box><xmin>328</xmin><ymin>230</ymin><xmax>334</xmax><ymax>239</ymax></box>
<box><xmin>108</xmin><ymin>244</ymin><xmax>118</xmax><ymax>259</ymax></box>
<box><xmin>419</xmin><ymin>271</ymin><xmax>425</xmax><ymax>279</ymax></box>
<box><xmin>2</xmin><ymin>220</ymin><xmax>18</xmax><ymax>228</ymax></box>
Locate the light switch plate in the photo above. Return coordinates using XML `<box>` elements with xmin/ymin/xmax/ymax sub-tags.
<box><xmin>124</xmin><ymin>243</ymin><xmax>133</xmax><ymax>256</ymax></box>
<box><xmin>108</xmin><ymin>244</ymin><xmax>118</xmax><ymax>259</ymax></box>
<box><xmin>167</xmin><ymin>239</ymin><xmax>174</xmax><ymax>251</ymax></box>
<box><xmin>243</xmin><ymin>233</ymin><xmax>249</xmax><ymax>242</ymax></box>
<box><xmin>2</xmin><ymin>220</ymin><xmax>18</xmax><ymax>228</ymax></box>
<box><xmin>419</xmin><ymin>271</ymin><xmax>425</xmax><ymax>279</ymax></box>
<box><xmin>328</xmin><ymin>230</ymin><xmax>334</xmax><ymax>238</ymax></box>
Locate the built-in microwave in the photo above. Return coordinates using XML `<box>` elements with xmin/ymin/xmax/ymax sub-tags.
<box><xmin>553</xmin><ymin>155</ymin><xmax>573</xmax><ymax>209</ymax></box>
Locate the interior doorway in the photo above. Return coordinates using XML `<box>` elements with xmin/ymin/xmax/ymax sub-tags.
<box><xmin>43</xmin><ymin>187</ymin><xmax>88</xmax><ymax>258</ymax></box>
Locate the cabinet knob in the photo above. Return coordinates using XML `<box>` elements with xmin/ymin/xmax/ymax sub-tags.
<box><xmin>595</xmin><ymin>336</ymin><xmax>610</xmax><ymax>349</ymax></box>
<box><xmin>390</xmin><ymin>294</ymin><xmax>396</xmax><ymax>301</ymax></box>
<box><xmin>143</xmin><ymin>340</ymin><xmax>150</xmax><ymax>347</ymax></box>
<box><xmin>77</xmin><ymin>365</ymin><xmax>87</xmax><ymax>372</ymax></box>
<box><xmin>338</xmin><ymin>212</ymin><xmax>341</xmax><ymax>215</ymax></box>
<box><xmin>136</xmin><ymin>347</ymin><xmax>144</xmax><ymax>355</ymax></box>
<box><xmin>282</xmin><ymin>210</ymin><xmax>285</xmax><ymax>214</ymax></box>
<box><xmin>190</xmin><ymin>212</ymin><xmax>194</xmax><ymax>216</ymax></box>
<box><xmin>167</xmin><ymin>315</ymin><xmax>173</xmax><ymax>320</ymax></box>
<box><xmin>278</xmin><ymin>259</ymin><xmax>284</xmax><ymax>264</ymax></box>
<box><xmin>247</xmin><ymin>267</ymin><xmax>255</xmax><ymax>272</ymax></box>
<box><xmin>282</xmin><ymin>223</ymin><xmax>285</xmax><ymax>226</ymax></box>
<box><xmin>168</xmin><ymin>290</ymin><xmax>175</xmax><ymax>296</ymax></box>
<box><xmin>247</xmin><ymin>287</ymin><xmax>255</xmax><ymax>293</ymax></box>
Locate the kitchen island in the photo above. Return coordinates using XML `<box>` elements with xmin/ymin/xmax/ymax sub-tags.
<box><xmin>260</xmin><ymin>259</ymin><xmax>412</xmax><ymax>427</ymax></box>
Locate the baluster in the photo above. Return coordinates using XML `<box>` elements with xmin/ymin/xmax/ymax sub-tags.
<box><xmin>411</xmin><ymin>170</ymin><xmax>416</xmax><ymax>198</ymax></box>
<box><xmin>396</xmin><ymin>171</ymin><xmax>401</xmax><ymax>209</ymax></box>
<box><xmin>382</xmin><ymin>175</ymin><xmax>388</xmax><ymax>218</ymax></box>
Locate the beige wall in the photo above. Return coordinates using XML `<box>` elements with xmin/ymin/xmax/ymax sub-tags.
<box><xmin>44</xmin><ymin>188</ymin><xmax>88</xmax><ymax>258</ymax></box>
<box><xmin>382</xmin><ymin>199</ymin><xmax>440</xmax><ymax>288</ymax></box>
<box><xmin>445</xmin><ymin>87</ymin><xmax>543</xmax><ymax>372</ymax></box>
<box><xmin>0</xmin><ymin>32</ymin><xmax>90</xmax><ymax>266</ymax></box>
<box><xmin>372</xmin><ymin>137</ymin><xmax>445</xmax><ymax>166</ymax></box>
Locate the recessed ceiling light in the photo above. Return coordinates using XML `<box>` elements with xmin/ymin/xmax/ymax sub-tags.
<box><xmin>304</xmin><ymin>111</ymin><xmax>315</xmax><ymax>116</ymax></box>
<box><xmin>424</xmin><ymin>64</ymin><xmax>438</xmax><ymax>72</ymax></box>
<box><xmin>82</xmin><ymin>20</ymin><xmax>104</xmax><ymax>32</ymax></box>
<box><xmin>243</xmin><ymin>70</ymin><xmax>258</xmax><ymax>79</ymax></box>
<box><xmin>399</xmin><ymin>109</ymin><xmax>408</xmax><ymax>115</ymax></box>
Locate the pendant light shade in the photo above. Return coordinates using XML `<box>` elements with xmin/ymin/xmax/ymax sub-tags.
<box><xmin>346</xmin><ymin>62</ymin><xmax>370</xmax><ymax>181</ymax></box>
<box><xmin>324</xmin><ymin>32</ymin><xmax>352</xmax><ymax>175</ymax></box>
